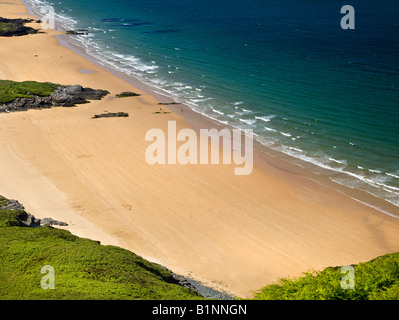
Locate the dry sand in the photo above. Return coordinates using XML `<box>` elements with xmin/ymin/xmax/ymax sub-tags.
<box><xmin>1</xmin><ymin>0</ymin><xmax>399</xmax><ymax>298</ymax></box>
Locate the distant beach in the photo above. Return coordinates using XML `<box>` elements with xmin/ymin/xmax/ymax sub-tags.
<box><xmin>1</xmin><ymin>0</ymin><xmax>399</xmax><ymax>298</ymax></box>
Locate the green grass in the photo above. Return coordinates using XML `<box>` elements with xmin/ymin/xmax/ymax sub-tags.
<box><xmin>253</xmin><ymin>254</ymin><xmax>399</xmax><ymax>300</ymax></box>
<box><xmin>0</xmin><ymin>201</ymin><xmax>203</xmax><ymax>300</ymax></box>
<box><xmin>0</xmin><ymin>80</ymin><xmax>59</xmax><ymax>104</ymax></box>
<box><xmin>4</xmin><ymin>191</ymin><xmax>399</xmax><ymax>301</ymax></box>
<box><xmin>0</xmin><ymin>22</ymin><xmax>17</xmax><ymax>33</ymax></box>
<box><xmin>0</xmin><ymin>195</ymin><xmax>8</xmax><ymax>207</ymax></box>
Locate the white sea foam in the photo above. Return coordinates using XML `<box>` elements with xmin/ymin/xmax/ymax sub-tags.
<box><xmin>288</xmin><ymin>146</ymin><xmax>303</xmax><ymax>153</ymax></box>
<box><xmin>25</xmin><ymin>0</ymin><xmax>77</xmax><ymax>30</ymax></box>
<box><xmin>26</xmin><ymin>0</ymin><xmax>398</xmax><ymax>212</ymax></box>
<box><xmin>202</xmin><ymin>114</ymin><xmax>228</xmax><ymax>125</ymax></box>
<box><xmin>255</xmin><ymin>115</ymin><xmax>276</xmax><ymax>123</ymax></box>
<box><xmin>350</xmin><ymin>199</ymin><xmax>399</xmax><ymax>219</ymax></box>
<box><xmin>387</xmin><ymin>173</ymin><xmax>399</xmax><ymax>179</ymax></box>
<box><xmin>328</xmin><ymin>157</ymin><xmax>347</xmax><ymax>165</ymax></box>
<box><xmin>239</xmin><ymin>118</ymin><xmax>256</xmax><ymax>125</ymax></box>
<box><xmin>191</xmin><ymin>98</ymin><xmax>212</xmax><ymax>103</ymax></box>
<box><xmin>264</xmin><ymin>126</ymin><xmax>277</xmax><ymax>132</ymax></box>
<box><xmin>212</xmin><ymin>108</ymin><xmax>224</xmax><ymax>115</ymax></box>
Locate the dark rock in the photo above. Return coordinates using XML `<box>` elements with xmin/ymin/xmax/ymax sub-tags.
<box><xmin>92</xmin><ymin>112</ymin><xmax>129</xmax><ymax>119</ymax></box>
<box><xmin>159</xmin><ymin>266</ymin><xmax>235</xmax><ymax>299</ymax></box>
<box><xmin>20</xmin><ymin>213</ymin><xmax>41</xmax><ymax>227</ymax></box>
<box><xmin>157</xmin><ymin>102</ymin><xmax>180</xmax><ymax>105</ymax></box>
<box><xmin>0</xmin><ymin>199</ymin><xmax>25</xmax><ymax>211</ymax></box>
<box><xmin>0</xmin><ymin>17</ymin><xmax>39</xmax><ymax>37</ymax></box>
<box><xmin>50</xmin><ymin>85</ymin><xmax>110</xmax><ymax>106</ymax></box>
<box><xmin>116</xmin><ymin>91</ymin><xmax>140</xmax><ymax>98</ymax></box>
<box><xmin>160</xmin><ymin>267</ymin><xmax>198</xmax><ymax>293</ymax></box>
<box><xmin>0</xmin><ymin>84</ymin><xmax>110</xmax><ymax>113</ymax></box>
<box><xmin>40</xmin><ymin>217</ymin><xmax>68</xmax><ymax>227</ymax></box>
<box><xmin>65</xmin><ymin>30</ymin><xmax>89</xmax><ymax>35</ymax></box>
<box><xmin>0</xmin><ymin>198</ymin><xmax>68</xmax><ymax>227</ymax></box>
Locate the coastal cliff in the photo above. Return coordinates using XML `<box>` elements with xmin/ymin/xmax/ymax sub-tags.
<box><xmin>0</xmin><ymin>80</ymin><xmax>110</xmax><ymax>112</ymax></box>
<box><xmin>0</xmin><ymin>195</ymin><xmax>234</xmax><ymax>299</ymax></box>
<box><xmin>0</xmin><ymin>195</ymin><xmax>203</xmax><ymax>299</ymax></box>
<box><xmin>0</xmin><ymin>17</ymin><xmax>39</xmax><ymax>37</ymax></box>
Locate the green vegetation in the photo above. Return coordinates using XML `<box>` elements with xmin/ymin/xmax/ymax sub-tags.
<box><xmin>0</xmin><ymin>200</ymin><xmax>202</xmax><ymax>300</ymax></box>
<box><xmin>0</xmin><ymin>195</ymin><xmax>8</xmax><ymax>207</ymax></box>
<box><xmin>0</xmin><ymin>17</ymin><xmax>39</xmax><ymax>37</ymax></box>
<box><xmin>0</xmin><ymin>80</ymin><xmax>59</xmax><ymax>104</ymax></box>
<box><xmin>253</xmin><ymin>253</ymin><xmax>399</xmax><ymax>300</ymax></box>
<box><xmin>116</xmin><ymin>91</ymin><xmax>140</xmax><ymax>98</ymax></box>
<box><xmin>0</xmin><ymin>22</ymin><xmax>16</xmax><ymax>33</ymax></box>
<box><xmin>3</xmin><ymin>191</ymin><xmax>399</xmax><ymax>300</ymax></box>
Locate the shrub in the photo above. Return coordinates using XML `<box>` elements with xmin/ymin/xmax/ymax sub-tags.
<box><xmin>0</xmin><ymin>203</ymin><xmax>202</xmax><ymax>300</ymax></box>
<box><xmin>253</xmin><ymin>253</ymin><xmax>399</xmax><ymax>300</ymax></box>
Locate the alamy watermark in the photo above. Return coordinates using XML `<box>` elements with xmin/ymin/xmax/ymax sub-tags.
<box><xmin>39</xmin><ymin>4</ymin><xmax>55</xmax><ymax>30</ymax></box>
<box><xmin>145</xmin><ymin>121</ymin><xmax>254</xmax><ymax>175</ymax></box>
<box><xmin>341</xmin><ymin>5</ymin><xmax>355</xmax><ymax>30</ymax></box>
<box><xmin>41</xmin><ymin>265</ymin><xmax>55</xmax><ymax>289</ymax></box>
<box><xmin>340</xmin><ymin>265</ymin><xmax>355</xmax><ymax>290</ymax></box>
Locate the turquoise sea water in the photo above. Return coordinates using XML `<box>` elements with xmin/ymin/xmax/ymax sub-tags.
<box><xmin>24</xmin><ymin>0</ymin><xmax>399</xmax><ymax>209</ymax></box>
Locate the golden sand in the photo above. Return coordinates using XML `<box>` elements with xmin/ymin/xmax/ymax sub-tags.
<box><xmin>1</xmin><ymin>0</ymin><xmax>399</xmax><ymax>297</ymax></box>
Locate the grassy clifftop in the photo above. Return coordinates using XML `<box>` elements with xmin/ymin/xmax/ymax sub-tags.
<box><xmin>0</xmin><ymin>196</ymin><xmax>202</xmax><ymax>300</ymax></box>
<box><xmin>2</xmin><ymin>191</ymin><xmax>398</xmax><ymax>300</ymax></box>
<box><xmin>253</xmin><ymin>252</ymin><xmax>399</xmax><ymax>300</ymax></box>
<box><xmin>0</xmin><ymin>22</ymin><xmax>17</xmax><ymax>33</ymax></box>
<box><xmin>0</xmin><ymin>80</ymin><xmax>58</xmax><ymax>104</ymax></box>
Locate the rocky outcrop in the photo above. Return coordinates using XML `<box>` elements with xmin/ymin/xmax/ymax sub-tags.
<box><xmin>161</xmin><ymin>266</ymin><xmax>235</xmax><ymax>300</ymax></box>
<box><xmin>0</xmin><ymin>198</ymin><xmax>68</xmax><ymax>227</ymax></box>
<box><xmin>92</xmin><ymin>112</ymin><xmax>129</xmax><ymax>119</ymax></box>
<box><xmin>51</xmin><ymin>85</ymin><xmax>109</xmax><ymax>106</ymax></box>
<box><xmin>66</xmin><ymin>29</ymin><xmax>89</xmax><ymax>35</ymax></box>
<box><xmin>0</xmin><ymin>84</ymin><xmax>109</xmax><ymax>113</ymax></box>
<box><xmin>0</xmin><ymin>199</ymin><xmax>25</xmax><ymax>211</ymax></box>
<box><xmin>0</xmin><ymin>17</ymin><xmax>39</xmax><ymax>37</ymax></box>
<box><xmin>116</xmin><ymin>91</ymin><xmax>140</xmax><ymax>98</ymax></box>
<box><xmin>39</xmin><ymin>217</ymin><xmax>68</xmax><ymax>227</ymax></box>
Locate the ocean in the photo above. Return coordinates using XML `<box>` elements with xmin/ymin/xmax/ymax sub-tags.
<box><xmin>23</xmin><ymin>0</ymin><xmax>399</xmax><ymax>211</ymax></box>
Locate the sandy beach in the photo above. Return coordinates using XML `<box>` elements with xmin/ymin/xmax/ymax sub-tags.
<box><xmin>1</xmin><ymin>0</ymin><xmax>399</xmax><ymax>298</ymax></box>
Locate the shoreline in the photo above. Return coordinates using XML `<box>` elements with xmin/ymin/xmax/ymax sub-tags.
<box><xmin>1</xmin><ymin>0</ymin><xmax>399</xmax><ymax>298</ymax></box>
<box><xmin>20</xmin><ymin>0</ymin><xmax>399</xmax><ymax>218</ymax></box>
<box><xmin>45</xmin><ymin>5</ymin><xmax>399</xmax><ymax>220</ymax></box>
